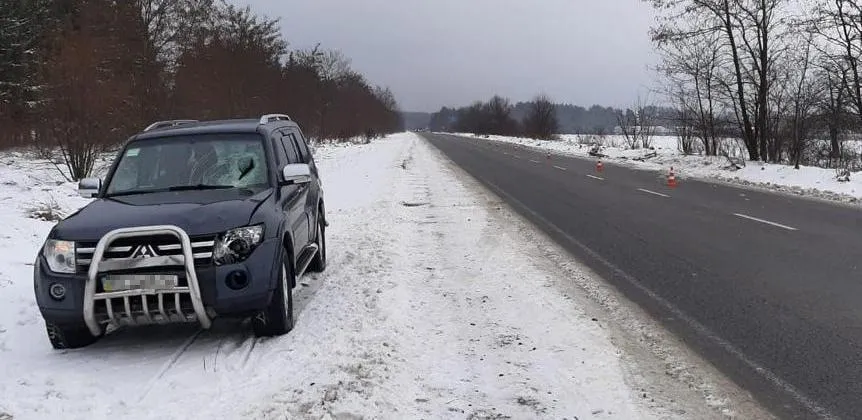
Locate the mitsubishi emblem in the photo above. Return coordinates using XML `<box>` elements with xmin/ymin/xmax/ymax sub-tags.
<box><xmin>131</xmin><ymin>244</ymin><xmax>158</xmax><ymax>259</ymax></box>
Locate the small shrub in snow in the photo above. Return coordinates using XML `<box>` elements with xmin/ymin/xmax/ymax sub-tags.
<box><xmin>836</xmin><ymin>168</ymin><xmax>851</xmax><ymax>182</ymax></box>
<box><xmin>723</xmin><ymin>156</ymin><xmax>745</xmax><ymax>171</ymax></box>
<box><xmin>588</xmin><ymin>144</ymin><xmax>607</xmax><ymax>157</ymax></box>
<box><xmin>26</xmin><ymin>197</ymin><xmax>65</xmax><ymax>222</ymax></box>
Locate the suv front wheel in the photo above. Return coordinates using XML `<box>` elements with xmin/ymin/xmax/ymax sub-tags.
<box><xmin>45</xmin><ymin>321</ymin><xmax>102</xmax><ymax>350</ymax></box>
<box><xmin>252</xmin><ymin>251</ymin><xmax>295</xmax><ymax>337</ymax></box>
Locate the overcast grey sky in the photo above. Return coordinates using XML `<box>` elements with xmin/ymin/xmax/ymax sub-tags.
<box><xmin>236</xmin><ymin>0</ymin><xmax>659</xmax><ymax>112</ymax></box>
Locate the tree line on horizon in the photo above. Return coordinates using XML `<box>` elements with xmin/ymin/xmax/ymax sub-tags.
<box><xmin>426</xmin><ymin>96</ymin><xmax>680</xmax><ymax>139</ymax></box>
<box><xmin>427</xmin><ymin>95</ymin><xmax>560</xmax><ymax>140</ymax></box>
<box><xmin>0</xmin><ymin>0</ymin><xmax>403</xmax><ymax>179</ymax></box>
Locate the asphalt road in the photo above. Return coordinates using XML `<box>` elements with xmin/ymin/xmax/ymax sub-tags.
<box><xmin>420</xmin><ymin>132</ymin><xmax>862</xmax><ymax>420</ymax></box>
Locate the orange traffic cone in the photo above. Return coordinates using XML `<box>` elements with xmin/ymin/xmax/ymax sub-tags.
<box><xmin>667</xmin><ymin>167</ymin><xmax>677</xmax><ymax>188</ymax></box>
<box><xmin>596</xmin><ymin>160</ymin><xmax>604</xmax><ymax>173</ymax></box>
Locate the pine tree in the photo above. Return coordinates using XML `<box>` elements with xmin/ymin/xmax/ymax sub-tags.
<box><xmin>0</xmin><ymin>0</ymin><xmax>53</xmax><ymax>145</ymax></box>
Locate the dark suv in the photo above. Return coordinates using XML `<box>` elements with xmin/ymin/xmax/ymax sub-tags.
<box><xmin>33</xmin><ymin>114</ymin><xmax>327</xmax><ymax>349</ymax></box>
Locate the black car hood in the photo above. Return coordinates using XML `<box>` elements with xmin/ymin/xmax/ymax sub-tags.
<box><xmin>53</xmin><ymin>188</ymin><xmax>272</xmax><ymax>241</ymax></box>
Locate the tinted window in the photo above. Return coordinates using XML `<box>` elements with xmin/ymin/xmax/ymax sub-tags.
<box><xmin>280</xmin><ymin>133</ymin><xmax>301</xmax><ymax>164</ymax></box>
<box><xmin>291</xmin><ymin>130</ymin><xmax>311</xmax><ymax>163</ymax></box>
<box><xmin>272</xmin><ymin>132</ymin><xmax>288</xmax><ymax>166</ymax></box>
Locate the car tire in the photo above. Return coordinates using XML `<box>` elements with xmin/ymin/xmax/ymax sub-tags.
<box><xmin>307</xmin><ymin>217</ymin><xmax>326</xmax><ymax>273</ymax></box>
<box><xmin>45</xmin><ymin>321</ymin><xmax>101</xmax><ymax>350</ymax></box>
<box><xmin>252</xmin><ymin>251</ymin><xmax>295</xmax><ymax>337</ymax></box>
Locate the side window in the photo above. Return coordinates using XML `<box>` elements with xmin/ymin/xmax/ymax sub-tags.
<box><xmin>291</xmin><ymin>130</ymin><xmax>311</xmax><ymax>163</ymax></box>
<box><xmin>280</xmin><ymin>133</ymin><xmax>301</xmax><ymax>164</ymax></box>
<box><xmin>272</xmin><ymin>132</ymin><xmax>288</xmax><ymax>166</ymax></box>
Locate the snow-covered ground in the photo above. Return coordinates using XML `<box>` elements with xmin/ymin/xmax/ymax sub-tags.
<box><xmin>0</xmin><ymin>133</ymin><xmax>769</xmax><ymax>419</ymax></box>
<box><xmin>455</xmin><ymin>133</ymin><xmax>862</xmax><ymax>204</ymax></box>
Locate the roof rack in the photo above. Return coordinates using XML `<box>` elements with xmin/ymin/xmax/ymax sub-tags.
<box><xmin>143</xmin><ymin>120</ymin><xmax>199</xmax><ymax>132</ymax></box>
<box><xmin>259</xmin><ymin>114</ymin><xmax>292</xmax><ymax>124</ymax></box>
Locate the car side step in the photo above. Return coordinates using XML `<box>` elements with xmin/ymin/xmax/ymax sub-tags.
<box><xmin>295</xmin><ymin>244</ymin><xmax>319</xmax><ymax>279</ymax></box>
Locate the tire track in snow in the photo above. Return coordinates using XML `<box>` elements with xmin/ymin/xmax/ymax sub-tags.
<box><xmin>127</xmin><ymin>321</ymin><xmax>264</xmax><ymax>417</ymax></box>
<box><xmin>238</xmin><ymin>336</ymin><xmax>258</xmax><ymax>370</ymax></box>
<box><xmin>137</xmin><ymin>328</ymin><xmax>203</xmax><ymax>404</ymax></box>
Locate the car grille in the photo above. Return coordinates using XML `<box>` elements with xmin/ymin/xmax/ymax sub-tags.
<box><xmin>93</xmin><ymin>292</ymin><xmax>198</xmax><ymax>326</ymax></box>
<box><xmin>75</xmin><ymin>234</ymin><xmax>216</xmax><ymax>274</ymax></box>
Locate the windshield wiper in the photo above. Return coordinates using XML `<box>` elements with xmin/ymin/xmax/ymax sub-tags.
<box><xmin>104</xmin><ymin>189</ymin><xmax>164</xmax><ymax>198</ymax></box>
<box><xmin>104</xmin><ymin>184</ymin><xmax>238</xmax><ymax>198</ymax></box>
<box><xmin>167</xmin><ymin>184</ymin><xmax>234</xmax><ymax>191</ymax></box>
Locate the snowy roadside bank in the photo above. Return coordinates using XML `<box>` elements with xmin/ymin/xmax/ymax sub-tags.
<box><xmin>0</xmin><ymin>133</ymin><xmax>768</xmax><ymax>419</ymax></box>
<box><xmin>452</xmin><ymin>132</ymin><xmax>862</xmax><ymax>205</ymax></box>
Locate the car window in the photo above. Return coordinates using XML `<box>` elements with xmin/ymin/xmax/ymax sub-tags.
<box><xmin>291</xmin><ymin>131</ymin><xmax>310</xmax><ymax>163</ymax></box>
<box><xmin>279</xmin><ymin>133</ymin><xmax>301</xmax><ymax>164</ymax></box>
<box><xmin>105</xmin><ymin>134</ymin><xmax>270</xmax><ymax>195</ymax></box>
<box><xmin>272</xmin><ymin>132</ymin><xmax>289</xmax><ymax>166</ymax></box>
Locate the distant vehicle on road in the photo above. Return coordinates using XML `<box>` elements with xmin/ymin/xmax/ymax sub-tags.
<box><xmin>33</xmin><ymin>114</ymin><xmax>327</xmax><ymax>349</ymax></box>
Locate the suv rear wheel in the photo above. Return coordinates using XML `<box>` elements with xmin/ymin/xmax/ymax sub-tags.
<box><xmin>252</xmin><ymin>251</ymin><xmax>295</xmax><ymax>337</ymax></box>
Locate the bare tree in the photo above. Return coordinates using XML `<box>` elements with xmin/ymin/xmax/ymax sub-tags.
<box><xmin>39</xmin><ymin>1</ymin><xmax>143</xmax><ymax>180</ymax></box>
<box><xmin>523</xmin><ymin>94</ymin><xmax>559</xmax><ymax>140</ymax></box>
<box><xmin>672</xmin><ymin>103</ymin><xmax>698</xmax><ymax>155</ymax></box>
<box><xmin>816</xmin><ymin>57</ymin><xmax>851</xmax><ymax>160</ymax></box>
<box><xmin>486</xmin><ymin>95</ymin><xmax>519</xmax><ymax>135</ymax></box>
<box><xmin>810</xmin><ymin>0</ymin><xmax>862</xmax><ymax>123</ymax></box>
<box><xmin>784</xmin><ymin>33</ymin><xmax>821</xmax><ymax>169</ymax></box>
<box><xmin>657</xmin><ymin>31</ymin><xmax>723</xmax><ymax>155</ymax></box>
<box><xmin>617</xmin><ymin>109</ymin><xmax>639</xmax><ymax>149</ymax></box>
<box><xmin>648</xmin><ymin>0</ymin><xmax>790</xmax><ymax>162</ymax></box>
<box><xmin>616</xmin><ymin>96</ymin><xmax>656</xmax><ymax>149</ymax></box>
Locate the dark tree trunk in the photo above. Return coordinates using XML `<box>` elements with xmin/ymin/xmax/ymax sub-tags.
<box><xmin>723</xmin><ymin>0</ymin><xmax>758</xmax><ymax>161</ymax></box>
<box><xmin>830</xmin><ymin>126</ymin><xmax>840</xmax><ymax>159</ymax></box>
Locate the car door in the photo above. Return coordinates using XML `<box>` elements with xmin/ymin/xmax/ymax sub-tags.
<box><xmin>276</xmin><ymin>130</ymin><xmax>311</xmax><ymax>250</ymax></box>
<box><xmin>288</xmin><ymin>128</ymin><xmax>321</xmax><ymax>230</ymax></box>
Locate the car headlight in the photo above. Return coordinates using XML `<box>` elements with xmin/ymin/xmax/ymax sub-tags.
<box><xmin>213</xmin><ymin>224</ymin><xmax>264</xmax><ymax>265</ymax></box>
<box><xmin>43</xmin><ymin>240</ymin><xmax>76</xmax><ymax>273</ymax></box>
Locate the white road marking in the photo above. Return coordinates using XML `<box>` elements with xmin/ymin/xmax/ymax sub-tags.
<box><xmin>586</xmin><ymin>174</ymin><xmax>604</xmax><ymax>180</ymax></box>
<box><xmin>480</xmin><ymin>180</ymin><xmax>834</xmax><ymax>419</ymax></box>
<box><xmin>637</xmin><ymin>188</ymin><xmax>670</xmax><ymax>198</ymax></box>
<box><xmin>554</xmin><ymin>165</ymin><xmax>567</xmax><ymax>171</ymax></box>
<box><xmin>529</xmin><ymin>159</ymin><xmax>540</xmax><ymax>163</ymax></box>
<box><xmin>733</xmin><ymin>213</ymin><xmax>798</xmax><ymax>231</ymax></box>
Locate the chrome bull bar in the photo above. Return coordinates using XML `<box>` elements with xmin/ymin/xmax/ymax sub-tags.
<box><xmin>83</xmin><ymin>225</ymin><xmax>213</xmax><ymax>336</ymax></box>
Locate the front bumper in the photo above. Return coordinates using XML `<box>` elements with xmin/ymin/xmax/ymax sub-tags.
<box><xmin>35</xmin><ymin>225</ymin><xmax>280</xmax><ymax>336</ymax></box>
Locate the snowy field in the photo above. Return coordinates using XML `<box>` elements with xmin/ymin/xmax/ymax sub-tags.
<box><xmin>0</xmin><ymin>133</ymin><xmax>768</xmax><ymax>419</ymax></box>
<box><xmin>455</xmin><ymin>133</ymin><xmax>862</xmax><ymax>204</ymax></box>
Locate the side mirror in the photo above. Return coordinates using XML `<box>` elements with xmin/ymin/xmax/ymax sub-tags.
<box><xmin>78</xmin><ymin>177</ymin><xmax>102</xmax><ymax>198</ymax></box>
<box><xmin>281</xmin><ymin>164</ymin><xmax>311</xmax><ymax>185</ymax></box>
